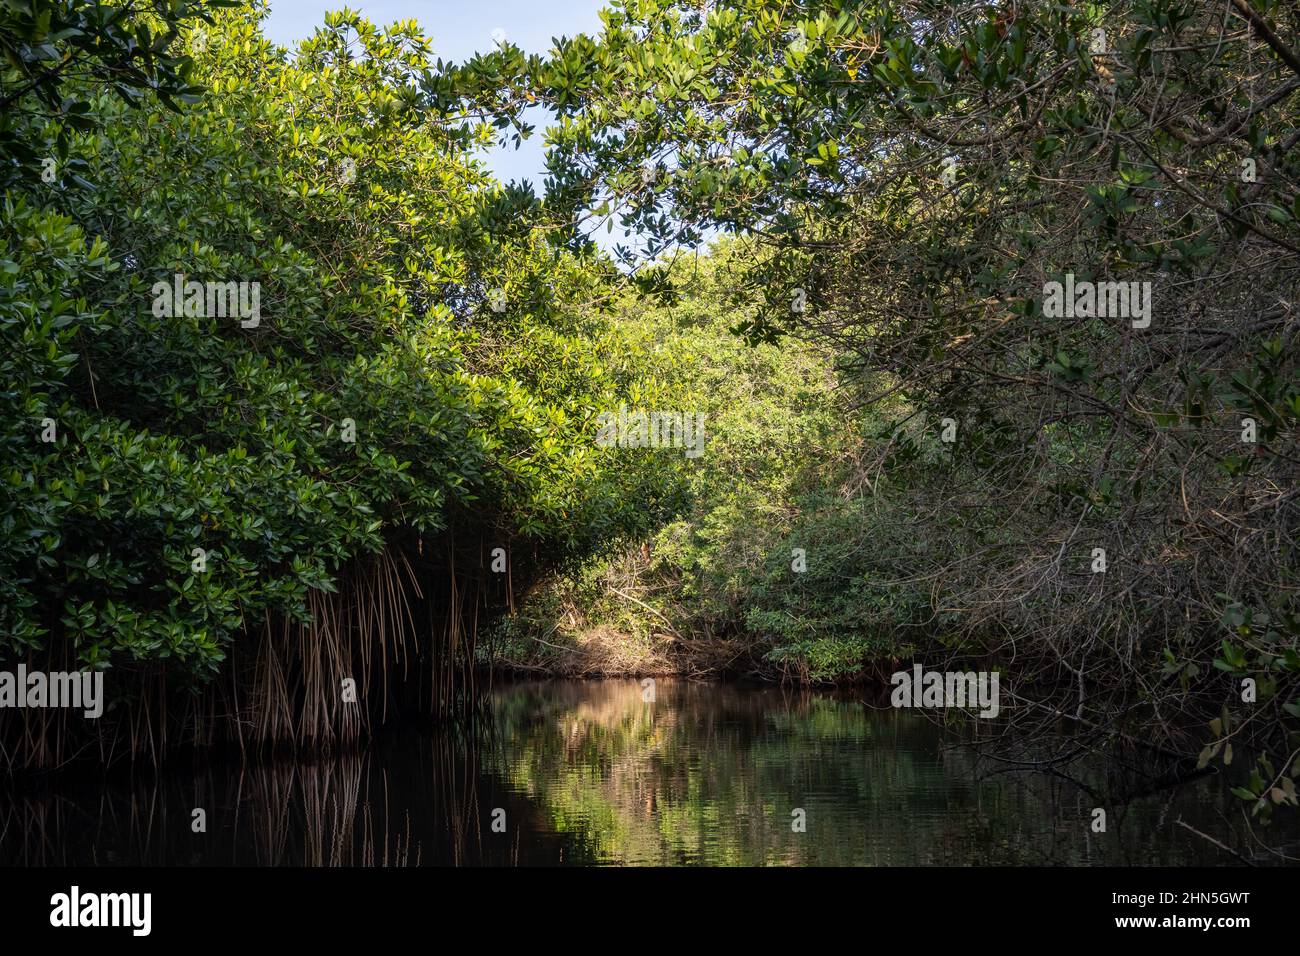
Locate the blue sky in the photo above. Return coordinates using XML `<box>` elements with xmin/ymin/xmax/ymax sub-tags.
<box><xmin>262</xmin><ymin>0</ymin><xmax>609</xmax><ymax>187</ymax></box>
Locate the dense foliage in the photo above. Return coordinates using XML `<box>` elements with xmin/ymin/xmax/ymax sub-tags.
<box><xmin>2</xmin><ymin>0</ymin><xmax>1297</xmax><ymax>831</ymax></box>
<box><xmin>491</xmin><ymin>242</ymin><xmax>923</xmax><ymax>681</ymax></box>
<box><xmin>0</xmin><ymin>6</ymin><xmax>675</xmax><ymax>704</ymax></box>
<box><xmin>486</xmin><ymin>0</ymin><xmax>1300</xmax><ymax>815</ymax></box>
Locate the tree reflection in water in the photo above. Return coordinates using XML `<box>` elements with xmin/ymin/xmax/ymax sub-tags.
<box><xmin>0</xmin><ymin>679</ymin><xmax>1259</xmax><ymax>866</ymax></box>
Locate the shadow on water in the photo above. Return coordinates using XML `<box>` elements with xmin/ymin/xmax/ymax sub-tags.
<box><xmin>0</xmin><ymin>678</ymin><xmax>1288</xmax><ymax>866</ymax></box>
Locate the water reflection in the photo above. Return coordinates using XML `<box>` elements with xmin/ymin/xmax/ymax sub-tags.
<box><xmin>0</xmin><ymin>678</ymin><xmax>1280</xmax><ymax>866</ymax></box>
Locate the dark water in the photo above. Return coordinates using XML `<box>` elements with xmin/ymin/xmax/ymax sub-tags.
<box><xmin>0</xmin><ymin>678</ymin><xmax>1282</xmax><ymax>866</ymax></box>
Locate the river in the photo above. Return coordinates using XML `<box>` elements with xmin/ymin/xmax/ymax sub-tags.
<box><xmin>0</xmin><ymin>678</ymin><xmax>1255</xmax><ymax>865</ymax></box>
